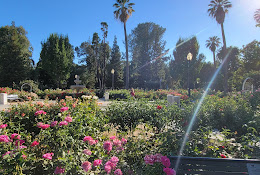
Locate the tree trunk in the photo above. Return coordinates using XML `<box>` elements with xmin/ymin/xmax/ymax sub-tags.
<box><xmin>221</xmin><ymin>22</ymin><xmax>228</xmax><ymax>94</ymax></box>
<box><xmin>124</xmin><ymin>22</ymin><xmax>129</xmax><ymax>89</ymax></box>
<box><xmin>213</xmin><ymin>51</ymin><xmax>216</xmax><ymax>69</ymax></box>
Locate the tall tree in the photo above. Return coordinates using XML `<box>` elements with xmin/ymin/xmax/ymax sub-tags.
<box><xmin>100</xmin><ymin>22</ymin><xmax>109</xmax><ymax>90</ymax></box>
<box><xmin>113</xmin><ymin>0</ymin><xmax>135</xmax><ymax>89</ymax></box>
<box><xmin>206</xmin><ymin>36</ymin><xmax>221</xmax><ymax>68</ymax></box>
<box><xmin>75</xmin><ymin>41</ymin><xmax>97</xmax><ymax>88</ymax></box>
<box><xmin>128</xmin><ymin>22</ymin><xmax>169</xmax><ymax>89</ymax></box>
<box><xmin>254</xmin><ymin>9</ymin><xmax>260</xmax><ymax>27</ymax></box>
<box><xmin>208</xmin><ymin>0</ymin><xmax>232</xmax><ymax>94</ymax></box>
<box><xmin>106</xmin><ymin>36</ymin><xmax>124</xmax><ymax>88</ymax></box>
<box><xmin>170</xmin><ymin>36</ymin><xmax>201</xmax><ymax>89</ymax></box>
<box><xmin>38</xmin><ymin>34</ymin><xmax>74</xmax><ymax>88</ymax></box>
<box><xmin>0</xmin><ymin>22</ymin><xmax>33</xmax><ymax>87</ymax></box>
<box><xmin>217</xmin><ymin>46</ymin><xmax>240</xmax><ymax>90</ymax></box>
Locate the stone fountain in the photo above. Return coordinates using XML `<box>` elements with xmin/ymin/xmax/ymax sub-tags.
<box><xmin>70</xmin><ymin>75</ymin><xmax>85</xmax><ymax>93</ymax></box>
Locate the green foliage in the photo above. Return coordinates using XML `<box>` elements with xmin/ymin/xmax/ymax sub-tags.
<box><xmin>0</xmin><ymin>22</ymin><xmax>33</xmax><ymax>87</ymax></box>
<box><xmin>128</xmin><ymin>22</ymin><xmax>169</xmax><ymax>89</ymax></box>
<box><xmin>38</xmin><ymin>33</ymin><xmax>74</xmax><ymax>89</ymax></box>
<box><xmin>170</xmin><ymin>36</ymin><xmax>202</xmax><ymax>89</ymax></box>
<box><xmin>106</xmin><ymin>36</ymin><xmax>124</xmax><ymax>89</ymax></box>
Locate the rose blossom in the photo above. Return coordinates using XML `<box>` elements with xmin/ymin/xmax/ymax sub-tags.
<box><xmin>0</xmin><ymin>124</ymin><xmax>7</xmax><ymax>129</ymax></box>
<box><xmin>103</xmin><ymin>141</ymin><xmax>113</xmax><ymax>152</ymax></box>
<box><xmin>43</xmin><ymin>153</ymin><xmax>54</xmax><ymax>160</ymax></box>
<box><xmin>161</xmin><ymin>156</ymin><xmax>171</xmax><ymax>168</ymax></box>
<box><xmin>65</xmin><ymin>116</ymin><xmax>72</xmax><ymax>123</ymax></box>
<box><xmin>113</xmin><ymin>139</ymin><xmax>122</xmax><ymax>147</ymax></box>
<box><xmin>110</xmin><ymin>156</ymin><xmax>119</xmax><ymax>164</ymax></box>
<box><xmin>22</xmin><ymin>155</ymin><xmax>27</xmax><ymax>159</ymax></box>
<box><xmin>104</xmin><ymin>165</ymin><xmax>111</xmax><ymax>174</ymax></box>
<box><xmin>31</xmin><ymin>141</ymin><xmax>39</xmax><ymax>147</ymax></box>
<box><xmin>59</xmin><ymin>121</ymin><xmax>68</xmax><ymax>126</ymax></box>
<box><xmin>144</xmin><ymin>154</ymin><xmax>155</xmax><ymax>165</ymax></box>
<box><xmin>154</xmin><ymin>153</ymin><xmax>163</xmax><ymax>163</ymax></box>
<box><xmin>35</xmin><ymin>110</ymin><xmax>46</xmax><ymax>116</ymax></box>
<box><xmin>0</xmin><ymin>135</ymin><xmax>10</xmax><ymax>143</ymax></box>
<box><xmin>121</xmin><ymin>138</ymin><xmax>127</xmax><ymax>144</ymax></box>
<box><xmin>105</xmin><ymin>161</ymin><xmax>117</xmax><ymax>170</ymax></box>
<box><xmin>60</xmin><ymin>107</ymin><xmax>69</xmax><ymax>112</ymax></box>
<box><xmin>157</xmin><ymin>105</ymin><xmax>162</xmax><ymax>109</ymax></box>
<box><xmin>109</xmin><ymin>136</ymin><xmax>117</xmax><ymax>140</ymax></box>
<box><xmin>82</xmin><ymin>161</ymin><xmax>91</xmax><ymax>172</ymax></box>
<box><xmin>163</xmin><ymin>168</ymin><xmax>176</xmax><ymax>175</ymax></box>
<box><xmin>11</xmin><ymin>133</ymin><xmax>21</xmax><ymax>140</ymax></box>
<box><xmin>51</xmin><ymin>121</ymin><xmax>58</xmax><ymax>127</ymax></box>
<box><xmin>114</xmin><ymin>169</ymin><xmax>123</xmax><ymax>175</ymax></box>
<box><xmin>93</xmin><ymin>159</ymin><xmax>102</xmax><ymax>166</ymax></box>
<box><xmin>88</xmin><ymin>139</ymin><xmax>98</xmax><ymax>145</ymax></box>
<box><xmin>83</xmin><ymin>136</ymin><xmax>93</xmax><ymax>142</ymax></box>
<box><xmin>41</xmin><ymin>124</ymin><xmax>50</xmax><ymax>129</ymax></box>
<box><xmin>54</xmin><ymin>166</ymin><xmax>65</xmax><ymax>174</ymax></box>
<box><xmin>83</xmin><ymin>149</ymin><xmax>92</xmax><ymax>155</ymax></box>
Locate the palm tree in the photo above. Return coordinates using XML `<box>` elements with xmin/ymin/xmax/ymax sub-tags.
<box><xmin>206</xmin><ymin>36</ymin><xmax>221</xmax><ymax>69</ymax></box>
<box><xmin>113</xmin><ymin>0</ymin><xmax>135</xmax><ymax>89</ymax></box>
<box><xmin>254</xmin><ymin>9</ymin><xmax>260</xmax><ymax>27</ymax></box>
<box><xmin>208</xmin><ymin>0</ymin><xmax>232</xmax><ymax>94</ymax></box>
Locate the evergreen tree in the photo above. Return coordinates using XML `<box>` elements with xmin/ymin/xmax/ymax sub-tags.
<box><xmin>129</xmin><ymin>22</ymin><xmax>168</xmax><ymax>89</ymax></box>
<box><xmin>38</xmin><ymin>33</ymin><xmax>74</xmax><ymax>88</ymax></box>
<box><xmin>0</xmin><ymin>22</ymin><xmax>33</xmax><ymax>87</ymax></box>
<box><xmin>107</xmin><ymin>36</ymin><xmax>124</xmax><ymax>88</ymax></box>
<box><xmin>170</xmin><ymin>36</ymin><xmax>201</xmax><ymax>89</ymax></box>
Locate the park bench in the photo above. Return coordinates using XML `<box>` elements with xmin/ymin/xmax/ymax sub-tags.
<box><xmin>7</xmin><ymin>94</ymin><xmax>24</xmax><ymax>102</ymax></box>
<box><xmin>169</xmin><ymin>156</ymin><xmax>260</xmax><ymax>175</ymax></box>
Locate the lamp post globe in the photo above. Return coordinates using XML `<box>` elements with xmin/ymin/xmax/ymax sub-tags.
<box><xmin>111</xmin><ymin>69</ymin><xmax>115</xmax><ymax>90</ymax></box>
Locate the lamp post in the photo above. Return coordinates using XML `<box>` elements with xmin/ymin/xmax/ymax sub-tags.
<box><xmin>111</xmin><ymin>69</ymin><xmax>115</xmax><ymax>90</ymax></box>
<box><xmin>187</xmin><ymin>53</ymin><xmax>193</xmax><ymax>97</ymax></box>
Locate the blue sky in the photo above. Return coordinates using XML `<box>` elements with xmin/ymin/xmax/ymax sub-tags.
<box><xmin>0</xmin><ymin>0</ymin><xmax>259</xmax><ymax>64</ymax></box>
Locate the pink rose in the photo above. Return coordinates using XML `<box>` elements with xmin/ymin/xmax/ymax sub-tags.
<box><xmin>65</xmin><ymin>116</ymin><xmax>72</xmax><ymax>123</ymax></box>
<box><xmin>51</xmin><ymin>121</ymin><xmax>58</xmax><ymax>127</ymax></box>
<box><xmin>110</xmin><ymin>156</ymin><xmax>119</xmax><ymax>164</ymax></box>
<box><xmin>121</xmin><ymin>138</ymin><xmax>127</xmax><ymax>144</ymax></box>
<box><xmin>154</xmin><ymin>153</ymin><xmax>163</xmax><ymax>163</ymax></box>
<box><xmin>22</xmin><ymin>154</ymin><xmax>27</xmax><ymax>159</ymax></box>
<box><xmin>59</xmin><ymin>121</ymin><xmax>68</xmax><ymax>126</ymax></box>
<box><xmin>37</xmin><ymin>122</ymin><xmax>44</xmax><ymax>128</ymax></box>
<box><xmin>0</xmin><ymin>135</ymin><xmax>10</xmax><ymax>143</ymax></box>
<box><xmin>114</xmin><ymin>169</ymin><xmax>123</xmax><ymax>175</ymax></box>
<box><xmin>31</xmin><ymin>141</ymin><xmax>39</xmax><ymax>147</ymax></box>
<box><xmin>93</xmin><ymin>159</ymin><xmax>102</xmax><ymax>166</ymax></box>
<box><xmin>43</xmin><ymin>153</ymin><xmax>54</xmax><ymax>160</ymax></box>
<box><xmin>144</xmin><ymin>154</ymin><xmax>155</xmax><ymax>165</ymax></box>
<box><xmin>109</xmin><ymin>136</ymin><xmax>117</xmax><ymax>140</ymax></box>
<box><xmin>163</xmin><ymin>168</ymin><xmax>176</xmax><ymax>175</ymax></box>
<box><xmin>41</xmin><ymin>124</ymin><xmax>50</xmax><ymax>129</ymax></box>
<box><xmin>105</xmin><ymin>161</ymin><xmax>117</xmax><ymax>170</ymax></box>
<box><xmin>35</xmin><ymin>110</ymin><xmax>46</xmax><ymax>116</ymax></box>
<box><xmin>60</xmin><ymin>107</ymin><xmax>69</xmax><ymax>112</ymax></box>
<box><xmin>113</xmin><ymin>139</ymin><xmax>122</xmax><ymax>147</ymax></box>
<box><xmin>161</xmin><ymin>156</ymin><xmax>171</xmax><ymax>168</ymax></box>
<box><xmin>0</xmin><ymin>124</ymin><xmax>7</xmax><ymax>129</ymax></box>
<box><xmin>103</xmin><ymin>141</ymin><xmax>113</xmax><ymax>152</ymax></box>
<box><xmin>54</xmin><ymin>167</ymin><xmax>65</xmax><ymax>174</ymax></box>
<box><xmin>104</xmin><ymin>165</ymin><xmax>112</xmax><ymax>174</ymax></box>
<box><xmin>82</xmin><ymin>161</ymin><xmax>91</xmax><ymax>172</ymax></box>
<box><xmin>83</xmin><ymin>136</ymin><xmax>93</xmax><ymax>142</ymax></box>
<box><xmin>83</xmin><ymin>149</ymin><xmax>92</xmax><ymax>155</ymax></box>
<box><xmin>11</xmin><ymin>133</ymin><xmax>21</xmax><ymax>140</ymax></box>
